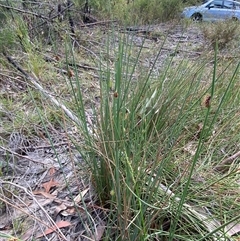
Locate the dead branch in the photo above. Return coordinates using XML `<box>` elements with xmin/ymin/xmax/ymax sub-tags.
<box><xmin>0</xmin><ymin>181</ymin><xmax>68</xmax><ymax>241</ymax></box>
<box><xmin>78</xmin><ymin>19</ymin><xmax>118</xmax><ymax>27</ymax></box>
<box><xmin>43</xmin><ymin>54</ymin><xmax>99</xmax><ymax>71</ymax></box>
<box><xmin>0</xmin><ymin>3</ymin><xmax>49</xmax><ymax>20</ymax></box>
<box><xmin>3</xmin><ymin>51</ymin><xmax>84</xmax><ymax>128</ymax></box>
<box><xmin>27</xmin><ymin>1</ymin><xmax>74</xmax><ymax>32</ymax></box>
<box><xmin>0</xmin><ymin>146</ymin><xmax>47</xmax><ymax>164</ymax></box>
<box><xmin>56</xmin><ymin>2</ymin><xmax>74</xmax><ymax>21</ymax></box>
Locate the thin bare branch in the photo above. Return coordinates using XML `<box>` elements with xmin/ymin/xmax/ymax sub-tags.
<box><xmin>0</xmin><ymin>3</ymin><xmax>49</xmax><ymax>20</ymax></box>
<box><xmin>0</xmin><ymin>181</ymin><xmax>68</xmax><ymax>241</ymax></box>
<box><xmin>3</xmin><ymin>51</ymin><xmax>84</xmax><ymax>128</ymax></box>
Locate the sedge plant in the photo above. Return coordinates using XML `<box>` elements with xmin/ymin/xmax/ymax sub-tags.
<box><xmin>2</xmin><ymin>7</ymin><xmax>239</xmax><ymax>239</ymax></box>
<box><xmin>65</xmin><ymin>26</ymin><xmax>240</xmax><ymax>241</ymax></box>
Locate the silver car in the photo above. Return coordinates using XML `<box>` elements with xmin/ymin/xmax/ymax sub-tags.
<box><xmin>182</xmin><ymin>0</ymin><xmax>240</xmax><ymax>21</ymax></box>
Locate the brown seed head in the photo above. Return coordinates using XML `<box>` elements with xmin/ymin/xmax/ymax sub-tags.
<box><xmin>68</xmin><ymin>69</ymin><xmax>74</xmax><ymax>78</ymax></box>
<box><xmin>202</xmin><ymin>94</ymin><xmax>211</xmax><ymax>108</ymax></box>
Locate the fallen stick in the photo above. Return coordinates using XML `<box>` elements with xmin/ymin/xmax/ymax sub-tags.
<box><xmin>0</xmin><ymin>3</ymin><xmax>48</xmax><ymax>20</ymax></box>
<box><xmin>3</xmin><ymin>51</ymin><xmax>83</xmax><ymax>128</ymax></box>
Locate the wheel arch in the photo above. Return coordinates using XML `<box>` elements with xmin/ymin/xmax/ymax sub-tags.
<box><xmin>191</xmin><ymin>12</ymin><xmax>203</xmax><ymax>21</ymax></box>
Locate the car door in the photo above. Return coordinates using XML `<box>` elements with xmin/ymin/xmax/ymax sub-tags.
<box><xmin>222</xmin><ymin>0</ymin><xmax>238</xmax><ymax>19</ymax></box>
<box><xmin>204</xmin><ymin>0</ymin><xmax>225</xmax><ymax>21</ymax></box>
<box><xmin>233</xmin><ymin>1</ymin><xmax>240</xmax><ymax>19</ymax></box>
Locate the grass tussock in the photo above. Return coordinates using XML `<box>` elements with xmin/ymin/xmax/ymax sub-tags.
<box><xmin>201</xmin><ymin>20</ymin><xmax>240</xmax><ymax>50</ymax></box>
<box><xmin>0</xmin><ymin>2</ymin><xmax>240</xmax><ymax>240</ymax></box>
<box><xmin>91</xmin><ymin>0</ymin><xmax>183</xmax><ymax>24</ymax></box>
<box><xmin>68</xmin><ymin>32</ymin><xmax>240</xmax><ymax>240</ymax></box>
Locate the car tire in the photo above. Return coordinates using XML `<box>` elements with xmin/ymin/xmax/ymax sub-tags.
<box><xmin>191</xmin><ymin>13</ymin><xmax>202</xmax><ymax>22</ymax></box>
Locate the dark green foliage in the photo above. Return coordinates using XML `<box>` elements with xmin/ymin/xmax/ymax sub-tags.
<box><xmin>80</xmin><ymin>0</ymin><xmax>184</xmax><ymax>24</ymax></box>
<box><xmin>160</xmin><ymin>0</ymin><xmax>182</xmax><ymax>21</ymax></box>
<box><xmin>201</xmin><ymin>20</ymin><xmax>239</xmax><ymax>50</ymax></box>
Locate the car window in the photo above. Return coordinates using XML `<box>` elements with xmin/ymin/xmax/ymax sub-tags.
<box><xmin>223</xmin><ymin>0</ymin><xmax>235</xmax><ymax>9</ymax></box>
<box><xmin>207</xmin><ymin>0</ymin><xmax>223</xmax><ymax>8</ymax></box>
<box><xmin>235</xmin><ymin>3</ymin><xmax>240</xmax><ymax>9</ymax></box>
<box><xmin>231</xmin><ymin>1</ymin><xmax>240</xmax><ymax>9</ymax></box>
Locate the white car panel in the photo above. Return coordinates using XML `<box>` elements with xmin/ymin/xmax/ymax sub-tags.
<box><xmin>182</xmin><ymin>0</ymin><xmax>240</xmax><ymax>21</ymax></box>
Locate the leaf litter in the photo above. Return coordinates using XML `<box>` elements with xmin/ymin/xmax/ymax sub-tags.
<box><xmin>0</xmin><ymin>130</ymin><xmax>105</xmax><ymax>241</ymax></box>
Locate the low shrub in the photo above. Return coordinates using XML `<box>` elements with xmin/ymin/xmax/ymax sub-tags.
<box><xmin>201</xmin><ymin>20</ymin><xmax>239</xmax><ymax>49</ymax></box>
<box><xmin>89</xmin><ymin>0</ymin><xmax>183</xmax><ymax>24</ymax></box>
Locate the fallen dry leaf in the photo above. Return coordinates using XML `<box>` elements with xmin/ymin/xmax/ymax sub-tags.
<box><xmin>90</xmin><ymin>222</ymin><xmax>105</xmax><ymax>241</ymax></box>
<box><xmin>33</xmin><ymin>190</ymin><xmax>57</xmax><ymax>199</ymax></box>
<box><xmin>55</xmin><ymin>203</ymin><xmax>67</xmax><ymax>216</ymax></box>
<box><xmin>61</xmin><ymin>207</ymin><xmax>76</xmax><ymax>216</ymax></box>
<box><xmin>48</xmin><ymin>167</ymin><xmax>56</xmax><ymax>176</ymax></box>
<box><xmin>61</xmin><ymin>204</ymin><xmax>85</xmax><ymax>216</ymax></box>
<box><xmin>42</xmin><ymin>179</ymin><xmax>59</xmax><ymax>193</ymax></box>
<box><xmin>37</xmin><ymin>220</ymin><xmax>71</xmax><ymax>238</ymax></box>
<box><xmin>73</xmin><ymin>188</ymin><xmax>89</xmax><ymax>204</ymax></box>
<box><xmin>225</xmin><ymin>222</ymin><xmax>240</xmax><ymax>236</ymax></box>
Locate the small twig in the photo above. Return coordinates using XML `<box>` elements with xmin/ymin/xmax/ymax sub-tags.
<box><xmin>0</xmin><ymin>146</ymin><xmax>45</xmax><ymax>164</ymax></box>
<box><xmin>3</xmin><ymin>51</ymin><xmax>28</xmax><ymax>77</ymax></box>
<box><xmin>161</xmin><ymin>47</ymin><xmax>202</xmax><ymax>56</ymax></box>
<box><xmin>0</xmin><ymin>181</ymin><xmax>68</xmax><ymax>241</ymax></box>
<box><xmin>214</xmin><ymin>150</ymin><xmax>240</xmax><ymax>172</ymax></box>
<box><xmin>218</xmin><ymin>55</ymin><xmax>240</xmax><ymax>59</ymax></box>
<box><xmin>78</xmin><ymin>19</ymin><xmax>118</xmax><ymax>27</ymax></box>
<box><xmin>44</xmin><ymin>54</ymin><xmax>99</xmax><ymax>71</ymax></box>
<box><xmin>35</xmin><ymin>141</ymin><xmax>74</xmax><ymax>150</ymax></box>
<box><xmin>29</xmin><ymin>2</ymin><xmax>74</xmax><ymax>31</ymax></box>
<box><xmin>0</xmin><ymin>3</ymin><xmax>48</xmax><ymax>20</ymax></box>
<box><xmin>49</xmin><ymin>2</ymin><xmax>74</xmax><ymax>21</ymax></box>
